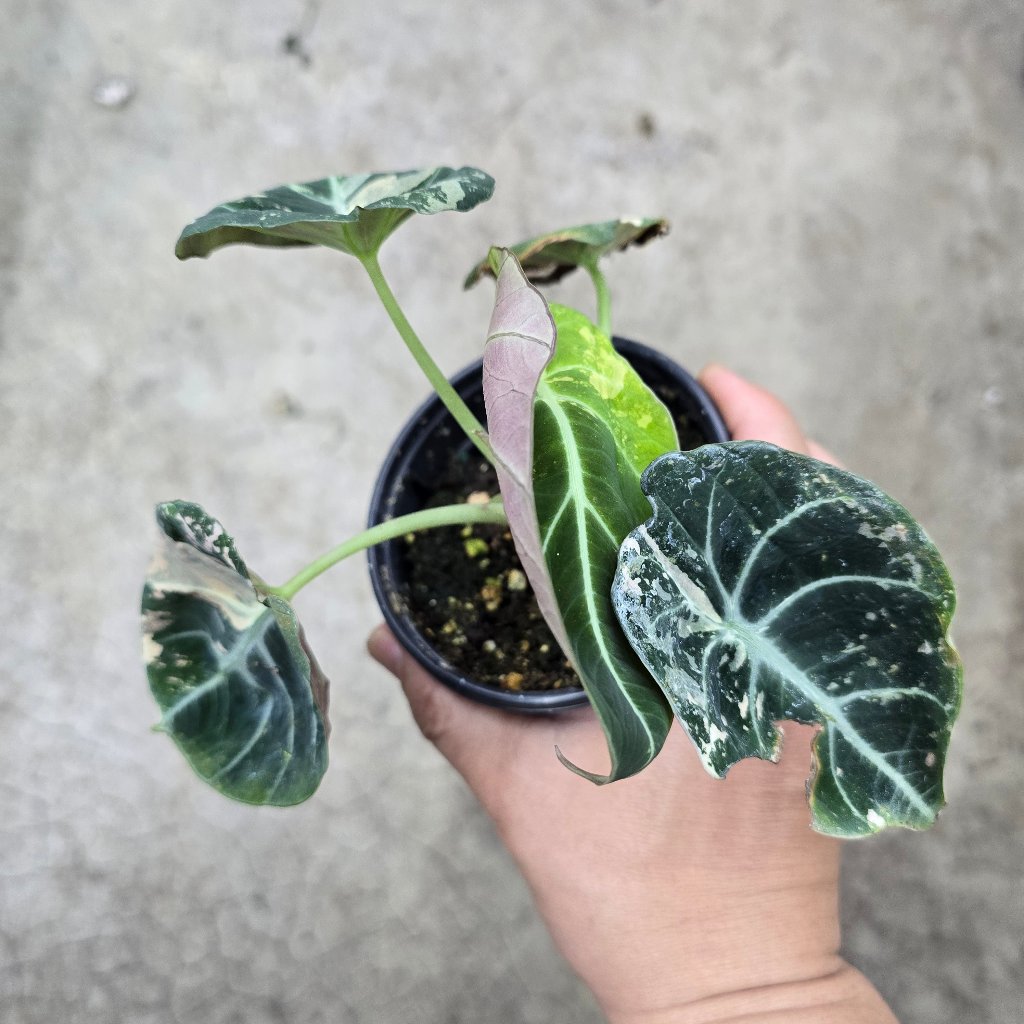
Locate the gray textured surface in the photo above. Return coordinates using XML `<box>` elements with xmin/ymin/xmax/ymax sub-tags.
<box><xmin>1</xmin><ymin>2</ymin><xmax>1022</xmax><ymax>1022</ymax></box>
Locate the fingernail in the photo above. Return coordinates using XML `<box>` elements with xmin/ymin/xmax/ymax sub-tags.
<box><xmin>367</xmin><ymin>624</ymin><xmax>404</xmax><ymax>676</ymax></box>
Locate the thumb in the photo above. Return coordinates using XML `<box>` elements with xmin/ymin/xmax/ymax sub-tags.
<box><xmin>366</xmin><ymin>622</ymin><xmax>405</xmax><ymax>676</ymax></box>
<box><xmin>367</xmin><ymin>624</ymin><xmax>514</xmax><ymax>774</ymax></box>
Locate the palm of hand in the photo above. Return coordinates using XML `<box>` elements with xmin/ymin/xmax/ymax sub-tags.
<box><xmin>393</xmin><ymin>671</ymin><xmax>840</xmax><ymax>1017</ymax></box>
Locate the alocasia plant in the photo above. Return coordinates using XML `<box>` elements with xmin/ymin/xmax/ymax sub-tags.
<box><xmin>144</xmin><ymin>165</ymin><xmax>962</xmax><ymax>836</ymax></box>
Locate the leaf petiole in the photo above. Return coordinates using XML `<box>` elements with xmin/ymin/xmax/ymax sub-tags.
<box><xmin>581</xmin><ymin>258</ymin><xmax>612</xmax><ymax>337</ymax></box>
<box><xmin>267</xmin><ymin>500</ymin><xmax>507</xmax><ymax>601</ymax></box>
<box><xmin>359</xmin><ymin>251</ymin><xmax>496</xmax><ymax>464</ymax></box>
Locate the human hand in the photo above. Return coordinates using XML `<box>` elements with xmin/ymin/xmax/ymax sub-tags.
<box><xmin>368</xmin><ymin>365</ymin><xmax>896</xmax><ymax>1023</ymax></box>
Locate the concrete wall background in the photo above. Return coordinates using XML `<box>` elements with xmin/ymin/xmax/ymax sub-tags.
<box><xmin>2</xmin><ymin>2</ymin><xmax>1021</xmax><ymax>1021</ymax></box>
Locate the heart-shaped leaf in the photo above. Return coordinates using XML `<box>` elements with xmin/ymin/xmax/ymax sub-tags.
<box><xmin>142</xmin><ymin>501</ymin><xmax>330</xmax><ymax>806</ymax></box>
<box><xmin>612</xmin><ymin>443</ymin><xmax>962</xmax><ymax>836</ymax></box>
<box><xmin>534</xmin><ymin>306</ymin><xmax>679</xmax><ymax>781</ymax></box>
<box><xmin>176</xmin><ymin>167</ymin><xmax>495</xmax><ymax>261</ymax></box>
<box><xmin>481</xmin><ymin>252</ymin><xmax>570</xmax><ymax>656</ymax></box>
<box><xmin>464</xmin><ymin>217</ymin><xmax>668</xmax><ymax>288</ymax></box>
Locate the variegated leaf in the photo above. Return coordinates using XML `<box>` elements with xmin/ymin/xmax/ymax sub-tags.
<box><xmin>176</xmin><ymin>167</ymin><xmax>495</xmax><ymax>260</ymax></box>
<box><xmin>612</xmin><ymin>443</ymin><xmax>962</xmax><ymax>837</ymax></box>
<box><xmin>142</xmin><ymin>501</ymin><xmax>330</xmax><ymax>806</ymax></box>
<box><xmin>534</xmin><ymin>306</ymin><xmax>679</xmax><ymax>781</ymax></box>
<box><xmin>465</xmin><ymin>217</ymin><xmax>668</xmax><ymax>288</ymax></box>
<box><xmin>481</xmin><ymin>252</ymin><xmax>570</xmax><ymax>656</ymax></box>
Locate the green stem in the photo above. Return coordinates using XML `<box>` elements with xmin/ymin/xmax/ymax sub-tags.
<box><xmin>267</xmin><ymin>501</ymin><xmax>507</xmax><ymax>601</ymax></box>
<box><xmin>360</xmin><ymin>251</ymin><xmax>495</xmax><ymax>464</ymax></box>
<box><xmin>582</xmin><ymin>259</ymin><xmax>612</xmax><ymax>337</ymax></box>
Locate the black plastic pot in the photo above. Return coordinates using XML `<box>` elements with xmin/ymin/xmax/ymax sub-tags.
<box><xmin>367</xmin><ymin>338</ymin><xmax>729</xmax><ymax>713</ymax></box>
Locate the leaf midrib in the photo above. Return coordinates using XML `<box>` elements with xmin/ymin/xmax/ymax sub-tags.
<box><xmin>159</xmin><ymin>604</ymin><xmax>297</xmax><ymax>798</ymax></box>
<box><xmin>535</xmin><ymin>381</ymin><xmax>660</xmax><ymax>761</ymax></box>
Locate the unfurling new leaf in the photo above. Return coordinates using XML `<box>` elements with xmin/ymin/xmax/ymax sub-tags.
<box><xmin>612</xmin><ymin>443</ymin><xmax>962</xmax><ymax>837</ymax></box>
<box><xmin>142</xmin><ymin>501</ymin><xmax>330</xmax><ymax>806</ymax></box>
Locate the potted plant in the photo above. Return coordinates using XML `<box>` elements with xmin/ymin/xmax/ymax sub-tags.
<box><xmin>143</xmin><ymin>166</ymin><xmax>962</xmax><ymax>838</ymax></box>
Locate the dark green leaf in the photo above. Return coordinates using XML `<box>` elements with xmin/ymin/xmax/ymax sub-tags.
<box><xmin>465</xmin><ymin>218</ymin><xmax>668</xmax><ymax>288</ymax></box>
<box><xmin>612</xmin><ymin>443</ymin><xmax>962</xmax><ymax>836</ymax></box>
<box><xmin>176</xmin><ymin>167</ymin><xmax>495</xmax><ymax>260</ymax></box>
<box><xmin>142</xmin><ymin>501</ymin><xmax>330</xmax><ymax>806</ymax></box>
<box><xmin>534</xmin><ymin>306</ymin><xmax>678</xmax><ymax>781</ymax></box>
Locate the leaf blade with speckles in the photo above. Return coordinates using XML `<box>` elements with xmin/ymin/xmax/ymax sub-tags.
<box><xmin>142</xmin><ymin>501</ymin><xmax>330</xmax><ymax>806</ymax></box>
<box><xmin>176</xmin><ymin>167</ymin><xmax>495</xmax><ymax>260</ymax></box>
<box><xmin>611</xmin><ymin>443</ymin><xmax>962</xmax><ymax>837</ymax></box>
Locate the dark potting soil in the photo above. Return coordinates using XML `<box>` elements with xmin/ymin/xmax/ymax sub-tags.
<box><xmin>401</xmin><ymin>397</ymin><xmax>708</xmax><ymax>693</ymax></box>
<box><xmin>404</xmin><ymin>455</ymin><xmax>578</xmax><ymax>692</ymax></box>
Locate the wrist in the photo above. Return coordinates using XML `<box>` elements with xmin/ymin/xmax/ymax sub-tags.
<box><xmin>606</xmin><ymin>962</ymin><xmax>898</xmax><ymax>1024</ymax></box>
<box><xmin>565</xmin><ymin>861</ymin><xmax>844</xmax><ymax>1023</ymax></box>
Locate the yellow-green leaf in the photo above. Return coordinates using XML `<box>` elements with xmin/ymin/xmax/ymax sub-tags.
<box><xmin>534</xmin><ymin>306</ymin><xmax>679</xmax><ymax>782</ymax></box>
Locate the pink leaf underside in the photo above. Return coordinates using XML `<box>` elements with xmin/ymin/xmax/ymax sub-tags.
<box><xmin>482</xmin><ymin>256</ymin><xmax>573</xmax><ymax>660</ymax></box>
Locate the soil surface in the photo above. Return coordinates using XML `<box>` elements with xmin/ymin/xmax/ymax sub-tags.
<box><xmin>404</xmin><ymin>454</ymin><xmax>579</xmax><ymax>691</ymax></box>
<box><xmin>401</xmin><ymin>393</ymin><xmax>707</xmax><ymax>693</ymax></box>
